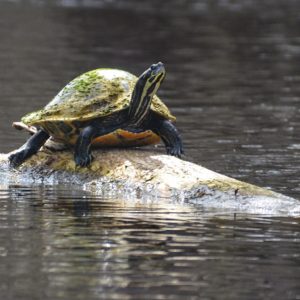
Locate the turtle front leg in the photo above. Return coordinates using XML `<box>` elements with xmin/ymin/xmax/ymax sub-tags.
<box><xmin>149</xmin><ymin>117</ymin><xmax>183</xmax><ymax>158</ymax></box>
<box><xmin>9</xmin><ymin>129</ymin><xmax>50</xmax><ymax>167</ymax></box>
<box><xmin>74</xmin><ymin>123</ymin><xmax>121</xmax><ymax>167</ymax></box>
<box><xmin>74</xmin><ymin>126</ymin><xmax>96</xmax><ymax>167</ymax></box>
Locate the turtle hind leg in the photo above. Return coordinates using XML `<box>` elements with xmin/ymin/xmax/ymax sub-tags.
<box><xmin>148</xmin><ymin>115</ymin><xmax>184</xmax><ymax>158</ymax></box>
<box><xmin>9</xmin><ymin>129</ymin><xmax>50</xmax><ymax>168</ymax></box>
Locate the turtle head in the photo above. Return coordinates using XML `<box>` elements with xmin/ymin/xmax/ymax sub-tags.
<box><xmin>129</xmin><ymin>62</ymin><xmax>166</xmax><ymax>125</ymax></box>
<box><xmin>140</xmin><ymin>62</ymin><xmax>166</xmax><ymax>92</ymax></box>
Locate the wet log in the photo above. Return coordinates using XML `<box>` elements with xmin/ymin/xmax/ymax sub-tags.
<box><xmin>0</xmin><ymin>148</ymin><xmax>293</xmax><ymax>203</ymax></box>
<box><xmin>2</xmin><ymin>148</ymin><xmax>300</xmax><ymax>215</ymax></box>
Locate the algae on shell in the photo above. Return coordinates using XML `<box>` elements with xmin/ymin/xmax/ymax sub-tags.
<box><xmin>22</xmin><ymin>69</ymin><xmax>176</xmax><ymax>126</ymax></box>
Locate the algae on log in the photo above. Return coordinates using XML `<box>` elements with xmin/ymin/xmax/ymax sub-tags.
<box><xmin>0</xmin><ymin>148</ymin><xmax>291</xmax><ymax>202</ymax></box>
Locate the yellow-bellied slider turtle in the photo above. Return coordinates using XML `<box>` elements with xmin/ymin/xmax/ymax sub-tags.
<box><xmin>9</xmin><ymin>62</ymin><xmax>183</xmax><ymax>167</ymax></box>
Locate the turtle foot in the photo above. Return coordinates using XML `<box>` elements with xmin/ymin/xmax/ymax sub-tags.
<box><xmin>74</xmin><ymin>153</ymin><xmax>94</xmax><ymax>167</ymax></box>
<box><xmin>8</xmin><ymin>149</ymin><xmax>31</xmax><ymax>168</ymax></box>
<box><xmin>167</xmin><ymin>145</ymin><xmax>184</xmax><ymax>158</ymax></box>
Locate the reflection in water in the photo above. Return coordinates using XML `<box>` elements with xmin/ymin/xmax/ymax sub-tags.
<box><xmin>1</xmin><ymin>186</ymin><xmax>299</xmax><ymax>299</ymax></box>
<box><xmin>0</xmin><ymin>1</ymin><xmax>300</xmax><ymax>299</ymax></box>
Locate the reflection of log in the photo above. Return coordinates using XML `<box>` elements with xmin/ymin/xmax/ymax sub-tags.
<box><xmin>0</xmin><ymin>148</ymin><xmax>292</xmax><ymax>203</ymax></box>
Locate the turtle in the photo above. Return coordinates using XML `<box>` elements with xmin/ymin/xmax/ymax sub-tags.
<box><xmin>9</xmin><ymin>62</ymin><xmax>183</xmax><ymax>168</ymax></box>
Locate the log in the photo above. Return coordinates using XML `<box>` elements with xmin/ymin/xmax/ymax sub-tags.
<box><xmin>2</xmin><ymin>148</ymin><xmax>300</xmax><ymax>214</ymax></box>
<box><xmin>0</xmin><ymin>148</ymin><xmax>296</xmax><ymax>205</ymax></box>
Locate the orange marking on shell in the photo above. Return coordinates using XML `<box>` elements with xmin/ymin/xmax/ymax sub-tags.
<box><xmin>92</xmin><ymin>129</ymin><xmax>160</xmax><ymax>147</ymax></box>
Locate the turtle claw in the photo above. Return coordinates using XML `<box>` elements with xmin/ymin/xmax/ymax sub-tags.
<box><xmin>166</xmin><ymin>145</ymin><xmax>184</xmax><ymax>158</ymax></box>
<box><xmin>75</xmin><ymin>153</ymin><xmax>94</xmax><ymax>167</ymax></box>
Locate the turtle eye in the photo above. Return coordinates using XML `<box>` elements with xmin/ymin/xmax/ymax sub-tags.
<box><xmin>141</xmin><ymin>69</ymin><xmax>152</xmax><ymax>81</ymax></box>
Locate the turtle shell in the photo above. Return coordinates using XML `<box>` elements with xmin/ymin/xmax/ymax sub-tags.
<box><xmin>22</xmin><ymin>69</ymin><xmax>176</xmax><ymax>126</ymax></box>
<box><xmin>20</xmin><ymin>69</ymin><xmax>176</xmax><ymax>147</ymax></box>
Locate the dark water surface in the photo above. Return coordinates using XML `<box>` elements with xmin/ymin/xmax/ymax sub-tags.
<box><xmin>0</xmin><ymin>1</ymin><xmax>300</xmax><ymax>299</ymax></box>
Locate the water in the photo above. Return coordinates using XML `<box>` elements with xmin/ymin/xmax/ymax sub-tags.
<box><xmin>0</xmin><ymin>1</ymin><xmax>300</xmax><ymax>299</ymax></box>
